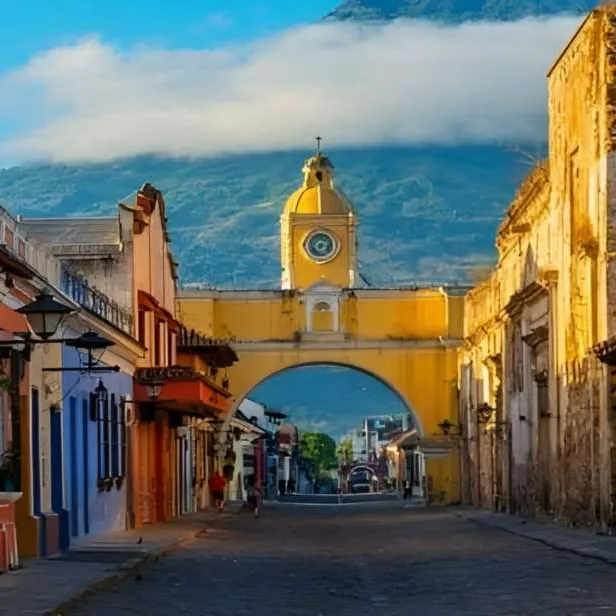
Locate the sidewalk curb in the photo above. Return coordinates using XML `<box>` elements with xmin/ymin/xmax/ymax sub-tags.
<box><xmin>49</xmin><ymin>532</ymin><xmax>199</xmax><ymax>616</ymax></box>
<box><xmin>457</xmin><ymin>511</ymin><xmax>616</xmax><ymax>567</ymax></box>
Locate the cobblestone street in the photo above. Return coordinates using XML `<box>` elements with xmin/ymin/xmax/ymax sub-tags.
<box><xmin>66</xmin><ymin>504</ymin><xmax>616</xmax><ymax>616</ymax></box>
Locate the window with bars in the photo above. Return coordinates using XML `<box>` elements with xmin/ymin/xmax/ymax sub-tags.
<box><xmin>90</xmin><ymin>392</ymin><xmax>101</xmax><ymax>479</ymax></box>
<box><xmin>119</xmin><ymin>400</ymin><xmax>127</xmax><ymax>477</ymax></box>
<box><xmin>167</xmin><ymin>329</ymin><xmax>174</xmax><ymax>366</ymax></box>
<box><xmin>154</xmin><ymin>319</ymin><xmax>162</xmax><ymax>366</ymax></box>
<box><xmin>138</xmin><ymin>310</ymin><xmax>146</xmax><ymax>345</ymax></box>
<box><xmin>102</xmin><ymin>394</ymin><xmax>110</xmax><ymax>478</ymax></box>
<box><xmin>110</xmin><ymin>394</ymin><xmax>119</xmax><ymax>477</ymax></box>
<box><xmin>92</xmin><ymin>382</ymin><xmax>110</xmax><ymax>480</ymax></box>
<box><xmin>91</xmin><ymin>382</ymin><xmax>128</xmax><ymax>485</ymax></box>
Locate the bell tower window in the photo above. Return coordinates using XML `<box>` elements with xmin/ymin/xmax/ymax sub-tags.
<box><xmin>316</xmin><ymin>171</ymin><xmax>323</xmax><ymax>182</ymax></box>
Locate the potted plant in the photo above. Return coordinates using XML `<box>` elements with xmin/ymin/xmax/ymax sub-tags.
<box><xmin>0</xmin><ymin>449</ymin><xmax>20</xmax><ymax>493</ymax></box>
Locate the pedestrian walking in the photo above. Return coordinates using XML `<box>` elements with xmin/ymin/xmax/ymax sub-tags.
<box><xmin>246</xmin><ymin>474</ymin><xmax>260</xmax><ymax>518</ymax></box>
<box><xmin>209</xmin><ymin>470</ymin><xmax>227</xmax><ymax>512</ymax></box>
<box><xmin>403</xmin><ymin>479</ymin><xmax>411</xmax><ymax>501</ymax></box>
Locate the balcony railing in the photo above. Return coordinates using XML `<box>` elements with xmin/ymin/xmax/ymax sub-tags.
<box><xmin>177</xmin><ymin>326</ymin><xmax>238</xmax><ymax>367</ymax></box>
<box><xmin>61</xmin><ymin>266</ymin><xmax>133</xmax><ymax>335</ymax></box>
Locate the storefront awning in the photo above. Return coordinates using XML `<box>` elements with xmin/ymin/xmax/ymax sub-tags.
<box><xmin>230</xmin><ymin>415</ymin><xmax>267</xmax><ymax>437</ymax></box>
<box><xmin>0</xmin><ymin>301</ymin><xmax>29</xmax><ymax>336</ymax></box>
<box><xmin>134</xmin><ymin>366</ymin><xmax>232</xmax><ymax>417</ymax></box>
<box><xmin>387</xmin><ymin>428</ymin><xmax>419</xmax><ymax>450</ymax></box>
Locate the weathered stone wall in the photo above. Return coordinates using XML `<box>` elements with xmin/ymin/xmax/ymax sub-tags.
<box><xmin>461</xmin><ymin>7</ymin><xmax>616</xmax><ymax>529</ymax></box>
<box><xmin>461</xmin><ymin>165</ymin><xmax>551</xmax><ymax>515</ymax></box>
<box><xmin>547</xmin><ymin>8</ymin><xmax>614</xmax><ymax>529</ymax></box>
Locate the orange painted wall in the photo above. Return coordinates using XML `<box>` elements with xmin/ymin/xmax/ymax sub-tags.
<box><xmin>126</xmin><ymin>187</ymin><xmax>179</xmax><ymax>528</ymax></box>
<box><xmin>14</xmin><ymin>370</ymin><xmax>39</xmax><ymax>558</ymax></box>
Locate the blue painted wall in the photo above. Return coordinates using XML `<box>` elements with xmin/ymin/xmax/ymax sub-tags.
<box><xmin>60</xmin><ymin>335</ymin><xmax>132</xmax><ymax>544</ymax></box>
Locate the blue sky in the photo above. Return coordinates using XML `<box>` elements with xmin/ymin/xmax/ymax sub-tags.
<box><xmin>0</xmin><ymin>0</ymin><xmax>337</xmax><ymax>72</ymax></box>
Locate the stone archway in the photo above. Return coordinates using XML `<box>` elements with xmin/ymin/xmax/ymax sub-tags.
<box><xmin>210</xmin><ymin>342</ymin><xmax>461</xmax><ymax>504</ymax></box>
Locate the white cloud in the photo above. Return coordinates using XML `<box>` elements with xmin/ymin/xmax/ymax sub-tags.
<box><xmin>0</xmin><ymin>16</ymin><xmax>582</xmax><ymax>163</ymax></box>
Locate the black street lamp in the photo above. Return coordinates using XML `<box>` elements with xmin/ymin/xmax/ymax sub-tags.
<box><xmin>0</xmin><ymin>293</ymin><xmax>119</xmax><ymax>372</ymax></box>
<box><xmin>145</xmin><ymin>382</ymin><xmax>164</xmax><ymax>400</ymax></box>
<box><xmin>16</xmin><ymin>292</ymin><xmax>74</xmax><ymax>340</ymax></box>
<box><xmin>437</xmin><ymin>419</ymin><xmax>462</xmax><ymax>438</ymax></box>
<box><xmin>62</xmin><ymin>331</ymin><xmax>115</xmax><ymax>373</ymax></box>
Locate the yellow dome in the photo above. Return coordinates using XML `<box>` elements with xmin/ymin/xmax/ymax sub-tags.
<box><xmin>285</xmin><ymin>184</ymin><xmax>352</xmax><ymax>215</ymax></box>
<box><xmin>283</xmin><ymin>150</ymin><xmax>353</xmax><ymax>216</ymax></box>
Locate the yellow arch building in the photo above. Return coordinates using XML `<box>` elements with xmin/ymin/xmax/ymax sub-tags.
<box><xmin>177</xmin><ymin>146</ymin><xmax>466</xmax><ymax>504</ymax></box>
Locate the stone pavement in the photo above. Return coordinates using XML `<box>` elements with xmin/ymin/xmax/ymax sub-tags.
<box><xmin>0</xmin><ymin>507</ymin><xmax>239</xmax><ymax>616</ymax></box>
<box><xmin>460</xmin><ymin>508</ymin><xmax>616</xmax><ymax>565</ymax></box>
<box><xmin>62</xmin><ymin>503</ymin><xmax>616</xmax><ymax>615</ymax></box>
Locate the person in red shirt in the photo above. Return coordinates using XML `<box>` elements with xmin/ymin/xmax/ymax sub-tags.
<box><xmin>209</xmin><ymin>471</ymin><xmax>227</xmax><ymax>512</ymax></box>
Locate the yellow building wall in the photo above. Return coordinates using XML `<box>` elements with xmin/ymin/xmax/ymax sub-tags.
<box><xmin>344</xmin><ymin>294</ymin><xmax>449</xmax><ymax>339</ymax></box>
<box><xmin>447</xmin><ymin>295</ymin><xmax>465</xmax><ymax>338</ymax></box>
<box><xmin>425</xmin><ymin>454</ymin><xmax>460</xmax><ymax>505</ymax></box>
<box><xmin>179</xmin><ymin>292</ymin><xmax>457</xmax><ymax>342</ymax></box>
<box><xmin>312</xmin><ymin>310</ymin><xmax>333</xmax><ymax>332</ymax></box>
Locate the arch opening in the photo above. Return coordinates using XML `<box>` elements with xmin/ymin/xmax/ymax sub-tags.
<box><xmin>233</xmin><ymin>361</ymin><xmax>424</xmax><ymax>437</ymax></box>
<box><xmin>231</xmin><ymin>362</ymin><xmax>425</xmax><ymax>499</ymax></box>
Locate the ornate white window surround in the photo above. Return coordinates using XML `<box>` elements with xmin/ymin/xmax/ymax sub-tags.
<box><xmin>303</xmin><ymin>281</ymin><xmax>342</xmax><ymax>333</ymax></box>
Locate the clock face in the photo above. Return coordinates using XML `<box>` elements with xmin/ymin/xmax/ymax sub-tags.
<box><xmin>304</xmin><ymin>230</ymin><xmax>338</xmax><ymax>262</ymax></box>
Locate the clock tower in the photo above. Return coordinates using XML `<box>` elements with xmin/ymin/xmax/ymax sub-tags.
<box><xmin>280</xmin><ymin>140</ymin><xmax>358</xmax><ymax>290</ymax></box>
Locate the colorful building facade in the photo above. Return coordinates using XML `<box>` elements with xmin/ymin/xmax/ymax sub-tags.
<box><xmin>5</xmin><ymin>181</ymin><xmax>239</xmax><ymax>567</ymax></box>
<box><xmin>0</xmin><ymin>204</ymin><xmax>141</xmax><ymax>560</ymax></box>
<box><xmin>121</xmin><ymin>185</ymin><xmax>238</xmax><ymax>526</ymax></box>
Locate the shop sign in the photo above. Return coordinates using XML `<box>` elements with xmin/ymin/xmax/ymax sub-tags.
<box><xmin>136</xmin><ymin>366</ymin><xmax>197</xmax><ymax>383</ymax></box>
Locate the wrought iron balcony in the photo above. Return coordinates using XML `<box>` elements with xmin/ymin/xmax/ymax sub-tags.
<box><xmin>61</xmin><ymin>266</ymin><xmax>133</xmax><ymax>335</ymax></box>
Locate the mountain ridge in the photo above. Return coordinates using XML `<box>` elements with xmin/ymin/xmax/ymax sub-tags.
<box><xmin>0</xmin><ymin>0</ymin><xmax>592</xmax><ymax>425</ymax></box>
<box><xmin>325</xmin><ymin>0</ymin><xmax>596</xmax><ymax>22</ymax></box>
<box><xmin>0</xmin><ymin>144</ymin><xmax>533</xmax><ymax>288</ymax></box>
